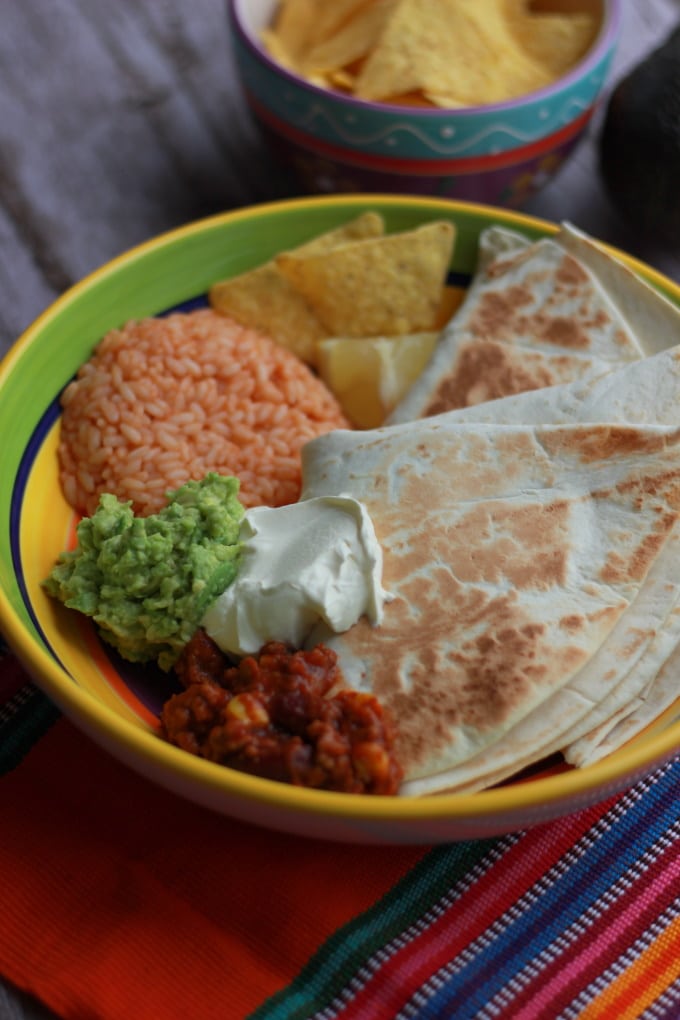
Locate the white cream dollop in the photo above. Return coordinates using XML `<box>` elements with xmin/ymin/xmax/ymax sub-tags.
<box><xmin>202</xmin><ymin>495</ymin><xmax>390</xmax><ymax>656</ymax></box>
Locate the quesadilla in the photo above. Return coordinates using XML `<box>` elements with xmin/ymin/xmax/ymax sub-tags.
<box><xmin>394</xmin><ymin>527</ymin><xmax>680</xmax><ymax>795</ymax></box>
<box><xmin>295</xmin><ymin>226</ymin><xmax>680</xmax><ymax>796</ymax></box>
<box><xmin>401</xmin><ymin>345</ymin><xmax>680</xmax><ymax>789</ymax></box>
<box><xmin>300</xmin><ymin>418</ymin><xmax>680</xmax><ymax>793</ymax></box>
<box><xmin>369</xmin><ymin>347</ymin><xmax>680</xmax><ymax>793</ymax></box>
<box><xmin>388</xmin><ymin>222</ymin><xmax>680</xmax><ymax>424</ymax></box>
<box><xmin>432</xmin><ymin>344</ymin><xmax>680</xmax><ymax>429</ymax></box>
<box><xmin>565</xmin><ymin>635</ymin><xmax>680</xmax><ymax>767</ymax></box>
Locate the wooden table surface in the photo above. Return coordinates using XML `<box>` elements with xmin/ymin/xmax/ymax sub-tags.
<box><xmin>2</xmin><ymin>1</ymin><xmax>680</xmax><ymax>1017</ymax></box>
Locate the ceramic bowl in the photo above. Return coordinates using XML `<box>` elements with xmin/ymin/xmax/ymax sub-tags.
<box><xmin>227</xmin><ymin>0</ymin><xmax>621</xmax><ymax>208</ymax></box>
<box><xmin>2</xmin><ymin>195</ymin><xmax>680</xmax><ymax>845</ymax></box>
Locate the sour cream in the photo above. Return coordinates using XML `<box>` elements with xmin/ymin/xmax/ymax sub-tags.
<box><xmin>202</xmin><ymin>495</ymin><xmax>390</xmax><ymax>656</ymax></box>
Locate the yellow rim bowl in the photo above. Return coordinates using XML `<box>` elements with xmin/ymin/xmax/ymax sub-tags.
<box><xmin>2</xmin><ymin>195</ymin><xmax>679</xmax><ymax>844</ymax></box>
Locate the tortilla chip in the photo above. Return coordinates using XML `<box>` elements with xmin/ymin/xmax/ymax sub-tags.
<box><xmin>327</xmin><ymin>68</ymin><xmax>358</xmax><ymax>92</ymax></box>
<box><xmin>507</xmin><ymin>13</ymin><xmax>597</xmax><ymax>76</ymax></box>
<box><xmin>209</xmin><ymin>212</ymin><xmax>385</xmax><ymax>363</ymax></box>
<box><xmin>264</xmin><ymin>0</ymin><xmax>598</xmax><ymax>107</ymax></box>
<box><xmin>266</xmin><ymin>0</ymin><xmax>319</xmax><ymax>64</ymax></box>
<box><xmin>259</xmin><ymin>29</ymin><xmax>298</xmax><ymax>72</ymax></box>
<box><xmin>311</xmin><ymin>0</ymin><xmax>378</xmax><ymax>45</ymax></box>
<box><xmin>354</xmin><ymin>0</ymin><xmax>552</xmax><ymax>104</ymax></box>
<box><xmin>210</xmin><ymin>267</ymin><xmax>325</xmax><ymax>365</ymax></box>
<box><xmin>385</xmin><ymin>92</ymin><xmax>443</xmax><ymax>107</ymax></box>
<box><xmin>421</xmin><ymin>92</ymin><xmax>469</xmax><ymax>109</ymax></box>
<box><xmin>276</xmin><ymin>221</ymin><xmax>455</xmax><ymax>338</ymax></box>
<box><xmin>302</xmin><ymin>0</ymin><xmax>397</xmax><ymax>75</ymax></box>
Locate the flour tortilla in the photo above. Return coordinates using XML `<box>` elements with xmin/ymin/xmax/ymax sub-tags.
<box><xmin>558</xmin><ymin>223</ymin><xmax>680</xmax><ymax>358</ymax></box>
<box><xmin>315</xmin><ymin>225</ymin><xmax>680</xmax><ymax>793</ymax></box>
<box><xmin>564</xmin><ymin>616</ymin><xmax>680</xmax><ymax>768</ymax></box>
<box><xmin>398</xmin><ymin>528</ymin><xmax>680</xmax><ymax>795</ymax></box>
<box><xmin>379</xmin><ymin>347</ymin><xmax>680</xmax><ymax>793</ymax></box>
<box><xmin>301</xmin><ymin>420</ymin><xmax>680</xmax><ymax>790</ymax></box>
<box><xmin>388</xmin><ymin>222</ymin><xmax>680</xmax><ymax>424</ymax></box>
<box><xmin>429</xmin><ymin>344</ymin><xmax>680</xmax><ymax>429</ymax></box>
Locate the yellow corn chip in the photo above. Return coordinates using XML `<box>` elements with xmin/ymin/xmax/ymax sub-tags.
<box><xmin>328</xmin><ymin>68</ymin><xmax>358</xmax><ymax>92</ymax></box>
<box><xmin>263</xmin><ymin>0</ymin><xmax>599</xmax><ymax>107</ymax></box>
<box><xmin>260</xmin><ymin>29</ymin><xmax>298</xmax><ymax>72</ymax></box>
<box><xmin>302</xmin><ymin>0</ymin><xmax>397</xmax><ymax>75</ymax></box>
<box><xmin>508</xmin><ymin>13</ymin><xmax>597</xmax><ymax>77</ymax></box>
<box><xmin>276</xmin><ymin>221</ymin><xmax>455</xmax><ymax>338</ymax></box>
<box><xmin>312</xmin><ymin>0</ymin><xmax>378</xmax><ymax>45</ymax></box>
<box><xmin>267</xmin><ymin>0</ymin><xmax>320</xmax><ymax>64</ymax></box>
<box><xmin>422</xmin><ymin>92</ymin><xmax>469</xmax><ymax>109</ymax></box>
<box><xmin>383</xmin><ymin>92</ymin><xmax>441</xmax><ymax>107</ymax></box>
<box><xmin>209</xmin><ymin>213</ymin><xmax>385</xmax><ymax>363</ymax></box>
<box><xmin>210</xmin><ymin>266</ymin><xmax>325</xmax><ymax>365</ymax></box>
<box><xmin>354</xmin><ymin>0</ymin><xmax>553</xmax><ymax>105</ymax></box>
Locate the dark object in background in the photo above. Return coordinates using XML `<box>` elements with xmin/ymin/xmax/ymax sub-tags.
<box><xmin>599</xmin><ymin>23</ymin><xmax>680</xmax><ymax>249</ymax></box>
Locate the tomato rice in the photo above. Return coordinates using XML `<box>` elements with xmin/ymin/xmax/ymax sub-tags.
<box><xmin>58</xmin><ymin>309</ymin><xmax>349</xmax><ymax>516</ymax></box>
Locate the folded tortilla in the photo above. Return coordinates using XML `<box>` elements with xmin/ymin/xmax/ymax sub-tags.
<box><xmin>312</xmin><ymin>225</ymin><xmax>680</xmax><ymax>794</ymax></box>
<box><xmin>565</xmin><ymin>635</ymin><xmax>680</xmax><ymax>768</ymax></box>
<box><xmin>393</xmin><ymin>343</ymin><xmax>680</xmax><ymax>790</ymax></box>
<box><xmin>563</xmin><ymin>609</ymin><xmax>680</xmax><ymax>769</ymax></box>
<box><xmin>301</xmin><ymin>419</ymin><xmax>680</xmax><ymax>792</ymax></box>
<box><xmin>429</xmin><ymin>344</ymin><xmax>680</xmax><ymax>428</ymax></box>
<box><xmin>399</xmin><ymin>528</ymin><xmax>680</xmax><ymax>794</ymax></box>
<box><xmin>362</xmin><ymin>347</ymin><xmax>680</xmax><ymax>793</ymax></box>
<box><xmin>388</xmin><ymin>222</ymin><xmax>680</xmax><ymax>424</ymax></box>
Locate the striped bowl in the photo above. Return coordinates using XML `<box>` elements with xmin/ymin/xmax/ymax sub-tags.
<box><xmin>227</xmin><ymin>0</ymin><xmax>621</xmax><ymax>208</ymax></box>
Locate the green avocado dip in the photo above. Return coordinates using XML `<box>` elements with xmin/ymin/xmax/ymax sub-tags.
<box><xmin>44</xmin><ymin>473</ymin><xmax>244</xmax><ymax>670</ymax></box>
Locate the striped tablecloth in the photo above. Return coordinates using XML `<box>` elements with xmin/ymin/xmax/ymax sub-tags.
<box><xmin>1</xmin><ymin>633</ymin><xmax>679</xmax><ymax>1020</ymax></box>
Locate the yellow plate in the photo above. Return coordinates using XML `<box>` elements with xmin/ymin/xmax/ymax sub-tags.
<box><xmin>2</xmin><ymin>195</ymin><xmax>679</xmax><ymax>844</ymax></box>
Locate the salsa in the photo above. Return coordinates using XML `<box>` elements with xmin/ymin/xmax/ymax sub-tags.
<box><xmin>161</xmin><ymin>630</ymin><xmax>403</xmax><ymax>795</ymax></box>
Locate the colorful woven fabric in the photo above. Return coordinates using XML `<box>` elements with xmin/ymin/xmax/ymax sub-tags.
<box><xmin>1</xmin><ymin>635</ymin><xmax>680</xmax><ymax>1020</ymax></box>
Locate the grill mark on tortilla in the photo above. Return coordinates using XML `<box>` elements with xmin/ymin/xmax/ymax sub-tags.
<box><xmin>468</xmin><ymin>255</ymin><xmax>607</xmax><ymax>351</ymax></box>
<box><xmin>424</xmin><ymin>341</ymin><xmax>597</xmax><ymax>415</ymax></box>
<box><xmin>419</xmin><ymin>247</ymin><xmax>638</xmax><ymax>418</ymax></box>
<box><xmin>338</xmin><ymin>581</ymin><xmax>597</xmax><ymax>773</ymax></box>
<box><xmin>541</xmin><ymin>315</ymin><xmax>590</xmax><ymax>349</ymax></box>
<box><xmin>304</xmin><ymin>422</ymin><xmax>680</xmax><ymax>780</ymax></box>
<box><xmin>539</xmin><ymin>424</ymin><xmax>680</xmax><ymax>463</ymax></box>
<box><xmin>386</xmin><ymin>429</ymin><xmax>555</xmax><ymax>507</ymax></box>
<box><xmin>383</xmin><ymin>499</ymin><xmax>570</xmax><ymax>591</ymax></box>
<box><xmin>555</xmin><ymin>253</ymin><xmax>589</xmax><ymax>288</ymax></box>
<box><xmin>601</xmin><ymin>530</ymin><xmax>675</xmax><ymax>585</ymax></box>
<box><xmin>617</xmin><ymin>628</ymin><xmax>655</xmax><ymax>659</ymax></box>
<box><xmin>348</xmin><ymin>496</ymin><xmax>622</xmax><ymax>773</ymax></box>
<box><xmin>616</xmin><ymin>472</ymin><xmax>680</xmax><ymax>511</ymax></box>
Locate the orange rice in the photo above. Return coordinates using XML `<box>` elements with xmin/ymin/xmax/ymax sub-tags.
<box><xmin>58</xmin><ymin>309</ymin><xmax>350</xmax><ymax>517</ymax></box>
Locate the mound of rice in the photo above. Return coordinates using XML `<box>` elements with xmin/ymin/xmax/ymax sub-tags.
<box><xmin>58</xmin><ymin>309</ymin><xmax>350</xmax><ymax>517</ymax></box>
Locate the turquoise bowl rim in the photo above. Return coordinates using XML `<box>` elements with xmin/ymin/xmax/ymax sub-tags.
<box><xmin>228</xmin><ymin>0</ymin><xmax>622</xmax><ymax>160</ymax></box>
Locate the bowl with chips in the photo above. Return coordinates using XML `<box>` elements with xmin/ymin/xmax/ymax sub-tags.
<box><xmin>4</xmin><ymin>193</ymin><xmax>680</xmax><ymax>846</ymax></box>
<box><xmin>228</xmin><ymin>0</ymin><xmax>621</xmax><ymax>207</ymax></box>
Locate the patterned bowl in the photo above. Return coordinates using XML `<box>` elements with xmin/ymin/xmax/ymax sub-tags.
<box><xmin>227</xmin><ymin>0</ymin><xmax>621</xmax><ymax>208</ymax></box>
<box><xmin>2</xmin><ymin>195</ymin><xmax>680</xmax><ymax>845</ymax></box>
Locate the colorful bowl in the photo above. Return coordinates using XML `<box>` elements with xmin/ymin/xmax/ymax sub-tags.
<box><xmin>228</xmin><ymin>0</ymin><xmax>621</xmax><ymax>208</ymax></box>
<box><xmin>2</xmin><ymin>195</ymin><xmax>679</xmax><ymax>845</ymax></box>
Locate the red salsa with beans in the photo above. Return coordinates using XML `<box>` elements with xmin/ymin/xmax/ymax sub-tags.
<box><xmin>161</xmin><ymin>629</ymin><xmax>403</xmax><ymax>795</ymax></box>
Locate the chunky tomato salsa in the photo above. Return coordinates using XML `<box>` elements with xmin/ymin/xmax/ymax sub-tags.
<box><xmin>161</xmin><ymin>630</ymin><xmax>403</xmax><ymax>795</ymax></box>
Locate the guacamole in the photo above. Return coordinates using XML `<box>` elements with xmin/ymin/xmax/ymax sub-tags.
<box><xmin>44</xmin><ymin>473</ymin><xmax>244</xmax><ymax>670</ymax></box>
